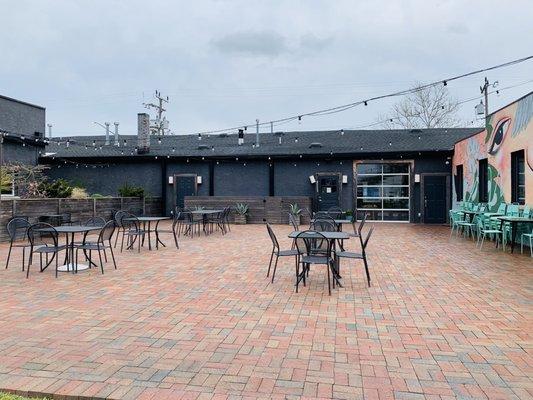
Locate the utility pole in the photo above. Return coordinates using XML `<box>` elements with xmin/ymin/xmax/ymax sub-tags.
<box><xmin>143</xmin><ymin>90</ymin><xmax>170</xmax><ymax>135</ymax></box>
<box><xmin>479</xmin><ymin>77</ymin><xmax>498</xmax><ymax>130</ymax></box>
<box><xmin>256</xmin><ymin>119</ymin><xmax>260</xmax><ymax>147</ymax></box>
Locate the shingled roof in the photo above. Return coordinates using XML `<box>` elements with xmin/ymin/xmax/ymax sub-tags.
<box><xmin>41</xmin><ymin>128</ymin><xmax>482</xmax><ymax>160</ymax></box>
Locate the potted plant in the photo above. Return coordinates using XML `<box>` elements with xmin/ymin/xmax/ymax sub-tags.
<box><xmin>234</xmin><ymin>203</ymin><xmax>249</xmax><ymax>224</ymax></box>
<box><xmin>289</xmin><ymin>203</ymin><xmax>302</xmax><ymax>225</ymax></box>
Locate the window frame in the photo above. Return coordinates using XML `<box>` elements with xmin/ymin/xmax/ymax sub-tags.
<box><xmin>455</xmin><ymin>164</ymin><xmax>464</xmax><ymax>202</ymax></box>
<box><xmin>511</xmin><ymin>150</ymin><xmax>525</xmax><ymax>205</ymax></box>
<box><xmin>478</xmin><ymin>158</ymin><xmax>488</xmax><ymax>203</ymax></box>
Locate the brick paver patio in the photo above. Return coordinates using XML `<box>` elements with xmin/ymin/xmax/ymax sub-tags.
<box><xmin>0</xmin><ymin>223</ymin><xmax>531</xmax><ymax>400</ymax></box>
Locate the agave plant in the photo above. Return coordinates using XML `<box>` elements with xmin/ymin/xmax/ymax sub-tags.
<box><xmin>235</xmin><ymin>203</ymin><xmax>249</xmax><ymax>215</ymax></box>
<box><xmin>289</xmin><ymin>203</ymin><xmax>302</xmax><ymax>216</ymax></box>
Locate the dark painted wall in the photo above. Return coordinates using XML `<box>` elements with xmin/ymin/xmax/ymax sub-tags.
<box><xmin>274</xmin><ymin>159</ymin><xmax>354</xmax><ymax>211</ymax></box>
<box><xmin>3</xmin><ymin>142</ymin><xmax>41</xmax><ymax>165</ymax></box>
<box><xmin>0</xmin><ymin>96</ymin><xmax>45</xmax><ymax>137</ymax></box>
<box><xmin>44</xmin><ymin>154</ymin><xmax>453</xmax><ymax>219</ymax></box>
<box><xmin>214</xmin><ymin>161</ymin><xmax>270</xmax><ymax>196</ymax></box>
<box><xmin>46</xmin><ymin>161</ymin><xmax>162</xmax><ymax>197</ymax></box>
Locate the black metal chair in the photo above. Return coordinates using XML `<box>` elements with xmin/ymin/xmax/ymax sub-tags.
<box><xmin>75</xmin><ymin>221</ymin><xmax>117</xmax><ymax>273</ymax></box>
<box><xmin>289</xmin><ymin>213</ymin><xmax>299</xmax><ymax>231</ymax></box>
<box><xmin>26</xmin><ymin>223</ymin><xmax>66</xmax><ymax>278</ymax></box>
<box><xmin>113</xmin><ymin>210</ymin><xmax>128</xmax><ymax>248</ymax></box>
<box><xmin>5</xmin><ymin>217</ymin><xmax>31</xmax><ymax>270</ymax></box>
<box><xmin>327</xmin><ymin>206</ymin><xmax>344</xmax><ymax>220</ymax></box>
<box><xmin>335</xmin><ymin>226</ymin><xmax>374</xmax><ymax>287</ymax></box>
<box><xmin>156</xmin><ymin>213</ymin><xmax>180</xmax><ymax>249</ymax></box>
<box><xmin>178</xmin><ymin>211</ymin><xmax>201</xmax><ymax>238</ymax></box>
<box><xmin>266</xmin><ymin>223</ymin><xmax>299</xmax><ymax>283</ymax></box>
<box><xmin>121</xmin><ymin>214</ymin><xmax>145</xmax><ymax>252</ymax></box>
<box><xmin>310</xmin><ymin>219</ymin><xmax>337</xmax><ymax>232</ymax></box>
<box><xmin>348</xmin><ymin>213</ymin><xmax>367</xmax><ymax>238</ymax></box>
<box><xmin>294</xmin><ymin>230</ymin><xmax>336</xmax><ymax>295</ymax></box>
<box><xmin>84</xmin><ymin>216</ymin><xmax>106</xmax><ymax>227</ymax></box>
<box><xmin>59</xmin><ymin>212</ymin><xmax>77</xmax><ymax>226</ymax></box>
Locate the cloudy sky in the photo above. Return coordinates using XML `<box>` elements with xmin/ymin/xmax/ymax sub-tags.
<box><xmin>1</xmin><ymin>0</ymin><xmax>532</xmax><ymax>137</ymax></box>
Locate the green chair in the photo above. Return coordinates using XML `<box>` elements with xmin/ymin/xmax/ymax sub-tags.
<box><xmin>520</xmin><ymin>207</ymin><xmax>533</xmax><ymax>257</ymax></box>
<box><xmin>456</xmin><ymin>203</ymin><xmax>482</xmax><ymax>239</ymax></box>
<box><xmin>476</xmin><ymin>214</ymin><xmax>504</xmax><ymax>250</ymax></box>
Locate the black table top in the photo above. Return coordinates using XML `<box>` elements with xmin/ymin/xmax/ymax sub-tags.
<box><xmin>189</xmin><ymin>210</ymin><xmax>223</xmax><ymax>214</ymax></box>
<box><xmin>288</xmin><ymin>231</ymin><xmax>350</xmax><ymax>240</ymax></box>
<box><xmin>125</xmin><ymin>216</ymin><xmax>170</xmax><ymax>221</ymax></box>
<box><xmin>496</xmin><ymin>216</ymin><xmax>533</xmax><ymax>223</ymax></box>
<box><xmin>311</xmin><ymin>218</ymin><xmax>352</xmax><ymax>224</ymax></box>
<box><xmin>39</xmin><ymin>225</ymin><xmax>100</xmax><ymax>233</ymax></box>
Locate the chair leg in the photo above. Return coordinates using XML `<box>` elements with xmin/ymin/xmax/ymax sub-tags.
<box><xmin>26</xmin><ymin>252</ymin><xmax>32</xmax><ymax>279</ymax></box>
<box><xmin>295</xmin><ymin>256</ymin><xmax>299</xmax><ymax>293</ymax></box>
<box><xmin>5</xmin><ymin>242</ymin><xmax>13</xmax><ymax>269</ymax></box>
<box><xmin>363</xmin><ymin>256</ymin><xmax>371</xmax><ymax>287</ymax></box>
<box><xmin>267</xmin><ymin>250</ymin><xmax>274</xmax><ymax>277</ymax></box>
<box><xmin>271</xmin><ymin>255</ymin><xmax>279</xmax><ymax>283</ymax></box>
<box><xmin>103</xmin><ymin>248</ymin><xmax>108</xmax><ymax>262</ymax></box>
<box><xmin>98</xmin><ymin>249</ymin><xmax>104</xmax><ymax>274</ymax></box>
<box><xmin>109</xmin><ymin>245</ymin><xmax>117</xmax><ymax>269</ymax></box>
<box><xmin>55</xmin><ymin>252</ymin><xmax>59</xmax><ymax>278</ymax></box>
<box><xmin>326</xmin><ymin>262</ymin><xmax>331</xmax><ymax>295</ymax></box>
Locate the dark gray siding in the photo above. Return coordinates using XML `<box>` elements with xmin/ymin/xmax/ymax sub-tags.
<box><xmin>3</xmin><ymin>142</ymin><xmax>40</xmax><ymax>165</ymax></box>
<box><xmin>46</xmin><ymin>161</ymin><xmax>162</xmax><ymax>197</ymax></box>
<box><xmin>213</xmin><ymin>161</ymin><xmax>269</xmax><ymax>196</ymax></box>
<box><xmin>0</xmin><ymin>96</ymin><xmax>45</xmax><ymax>137</ymax></box>
<box><xmin>275</xmin><ymin>159</ymin><xmax>354</xmax><ymax>211</ymax></box>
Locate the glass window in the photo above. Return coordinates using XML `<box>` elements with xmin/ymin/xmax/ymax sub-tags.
<box><xmin>478</xmin><ymin>159</ymin><xmax>488</xmax><ymax>202</ymax></box>
<box><xmin>357</xmin><ymin>164</ymin><xmax>382</xmax><ymax>174</ymax></box>
<box><xmin>383</xmin><ymin>164</ymin><xmax>409</xmax><ymax>174</ymax></box>
<box><xmin>356</xmin><ymin>162</ymin><xmax>410</xmax><ymax>222</ymax></box>
<box><xmin>511</xmin><ymin>150</ymin><xmax>525</xmax><ymax>205</ymax></box>
<box><xmin>357</xmin><ymin>175</ymin><xmax>382</xmax><ymax>186</ymax></box>
<box><xmin>455</xmin><ymin>165</ymin><xmax>464</xmax><ymax>202</ymax></box>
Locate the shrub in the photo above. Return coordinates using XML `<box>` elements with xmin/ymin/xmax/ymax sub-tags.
<box><xmin>235</xmin><ymin>203</ymin><xmax>249</xmax><ymax>215</ymax></box>
<box><xmin>70</xmin><ymin>187</ymin><xmax>89</xmax><ymax>199</ymax></box>
<box><xmin>118</xmin><ymin>183</ymin><xmax>144</xmax><ymax>198</ymax></box>
<box><xmin>41</xmin><ymin>179</ymin><xmax>73</xmax><ymax>198</ymax></box>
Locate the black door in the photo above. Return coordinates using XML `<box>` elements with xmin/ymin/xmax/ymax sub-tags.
<box><xmin>176</xmin><ymin>176</ymin><xmax>196</xmax><ymax>208</ymax></box>
<box><xmin>317</xmin><ymin>175</ymin><xmax>340</xmax><ymax>211</ymax></box>
<box><xmin>423</xmin><ymin>175</ymin><xmax>447</xmax><ymax>223</ymax></box>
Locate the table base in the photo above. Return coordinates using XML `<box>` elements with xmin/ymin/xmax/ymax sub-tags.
<box><xmin>57</xmin><ymin>263</ymin><xmax>91</xmax><ymax>272</ymax></box>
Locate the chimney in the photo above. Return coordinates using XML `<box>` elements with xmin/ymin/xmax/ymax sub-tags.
<box><xmin>238</xmin><ymin>129</ymin><xmax>244</xmax><ymax>145</ymax></box>
<box><xmin>114</xmin><ymin>122</ymin><xmax>119</xmax><ymax>146</ymax></box>
<box><xmin>47</xmin><ymin>124</ymin><xmax>52</xmax><ymax>138</ymax></box>
<box><xmin>104</xmin><ymin>122</ymin><xmax>110</xmax><ymax>145</ymax></box>
<box><xmin>137</xmin><ymin>113</ymin><xmax>150</xmax><ymax>154</ymax></box>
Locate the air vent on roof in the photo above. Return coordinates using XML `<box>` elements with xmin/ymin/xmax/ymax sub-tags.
<box><xmin>309</xmin><ymin>142</ymin><xmax>323</xmax><ymax>148</ymax></box>
<box><xmin>219</xmin><ymin>133</ymin><xmax>228</xmax><ymax>137</ymax></box>
<box><xmin>197</xmin><ymin>144</ymin><xmax>210</xmax><ymax>150</ymax></box>
<box><xmin>274</xmin><ymin>131</ymin><xmax>284</xmax><ymax>136</ymax></box>
<box><xmin>409</xmin><ymin>129</ymin><xmax>423</xmax><ymax>133</ymax></box>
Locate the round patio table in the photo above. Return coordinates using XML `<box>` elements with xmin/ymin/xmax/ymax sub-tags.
<box><xmin>124</xmin><ymin>216</ymin><xmax>170</xmax><ymax>250</ymax></box>
<box><xmin>40</xmin><ymin>225</ymin><xmax>101</xmax><ymax>272</ymax></box>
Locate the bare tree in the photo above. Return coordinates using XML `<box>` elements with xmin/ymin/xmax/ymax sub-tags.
<box><xmin>380</xmin><ymin>82</ymin><xmax>462</xmax><ymax>129</ymax></box>
<box><xmin>1</xmin><ymin>163</ymin><xmax>49</xmax><ymax>198</ymax></box>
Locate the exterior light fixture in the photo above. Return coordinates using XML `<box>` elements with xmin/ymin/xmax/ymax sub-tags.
<box><xmin>475</xmin><ymin>100</ymin><xmax>485</xmax><ymax>116</ymax></box>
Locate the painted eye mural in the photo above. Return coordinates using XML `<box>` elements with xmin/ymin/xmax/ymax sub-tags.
<box><xmin>488</xmin><ymin>116</ymin><xmax>511</xmax><ymax>155</ymax></box>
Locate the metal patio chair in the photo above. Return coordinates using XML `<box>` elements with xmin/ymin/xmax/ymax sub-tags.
<box><xmin>5</xmin><ymin>217</ymin><xmax>31</xmax><ymax>271</ymax></box>
<box><xmin>26</xmin><ymin>223</ymin><xmax>66</xmax><ymax>278</ymax></box>
<box><xmin>266</xmin><ymin>223</ymin><xmax>299</xmax><ymax>283</ymax></box>
<box><xmin>75</xmin><ymin>221</ymin><xmax>117</xmax><ymax>273</ymax></box>
<box><xmin>121</xmin><ymin>214</ymin><xmax>146</xmax><ymax>252</ymax></box>
<box><xmin>335</xmin><ymin>226</ymin><xmax>374</xmax><ymax>287</ymax></box>
<box><xmin>294</xmin><ymin>230</ymin><xmax>336</xmax><ymax>295</ymax></box>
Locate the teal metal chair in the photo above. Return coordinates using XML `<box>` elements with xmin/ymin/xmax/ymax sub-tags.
<box><xmin>476</xmin><ymin>214</ymin><xmax>504</xmax><ymax>250</ymax></box>
<box><xmin>520</xmin><ymin>207</ymin><xmax>533</xmax><ymax>257</ymax></box>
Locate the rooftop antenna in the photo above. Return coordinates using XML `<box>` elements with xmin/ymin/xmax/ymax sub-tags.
<box><xmin>255</xmin><ymin>119</ymin><xmax>260</xmax><ymax>147</ymax></box>
<box><xmin>114</xmin><ymin>122</ymin><xmax>119</xmax><ymax>146</ymax></box>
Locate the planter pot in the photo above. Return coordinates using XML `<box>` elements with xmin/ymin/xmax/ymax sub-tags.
<box><xmin>234</xmin><ymin>214</ymin><xmax>247</xmax><ymax>225</ymax></box>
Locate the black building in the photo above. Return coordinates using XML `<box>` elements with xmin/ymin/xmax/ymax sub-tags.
<box><xmin>42</xmin><ymin>127</ymin><xmax>480</xmax><ymax>223</ymax></box>
<box><xmin>0</xmin><ymin>94</ymin><xmax>46</xmax><ymax>166</ymax></box>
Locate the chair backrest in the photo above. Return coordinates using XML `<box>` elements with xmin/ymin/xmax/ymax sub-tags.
<box><xmin>266</xmin><ymin>223</ymin><xmax>279</xmax><ymax>250</ymax></box>
<box><xmin>121</xmin><ymin>212</ymin><xmax>139</xmax><ymax>229</ymax></box>
<box><xmin>289</xmin><ymin>213</ymin><xmax>299</xmax><ymax>231</ymax></box>
<box><xmin>357</xmin><ymin>213</ymin><xmax>368</xmax><ymax>236</ymax></box>
<box><xmin>98</xmin><ymin>220</ymin><xmax>116</xmax><ymax>242</ymax></box>
<box><xmin>60</xmin><ymin>213</ymin><xmax>72</xmax><ymax>224</ymax></box>
<box><xmin>327</xmin><ymin>206</ymin><xmax>343</xmax><ymax>219</ymax></box>
<box><xmin>114</xmin><ymin>210</ymin><xmax>127</xmax><ymax>226</ymax></box>
<box><xmin>294</xmin><ymin>230</ymin><xmax>332</xmax><ymax>258</ymax></box>
<box><xmin>496</xmin><ymin>203</ymin><xmax>507</xmax><ymax>214</ymax></box>
<box><xmin>362</xmin><ymin>226</ymin><xmax>374</xmax><ymax>252</ymax></box>
<box><xmin>6</xmin><ymin>217</ymin><xmax>31</xmax><ymax>242</ymax></box>
<box><xmin>521</xmin><ymin>205</ymin><xmax>530</xmax><ymax>218</ymax></box>
<box><xmin>507</xmin><ymin>204</ymin><xmax>520</xmax><ymax>216</ymax></box>
<box><xmin>84</xmin><ymin>216</ymin><xmax>106</xmax><ymax>227</ymax></box>
<box><xmin>313</xmin><ymin>211</ymin><xmax>330</xmax><ymax>219</ymax></box>
<box><xmin>27</xmin><ymin>223</ymin><xmax>58</xmax><ymax>247</ymax></box>
<box><xmin>311</xmin><ymin>219</ymin><xmax>336</xmax><ymax>232</ymax></box>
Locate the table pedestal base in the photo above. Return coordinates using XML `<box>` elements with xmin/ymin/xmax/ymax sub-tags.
<box><xmin>57</xmin><ymin>263</ymin><xmax>91</xmax><ymax>272</ymax></box>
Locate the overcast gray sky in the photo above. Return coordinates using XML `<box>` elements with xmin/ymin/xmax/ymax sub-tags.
<box><xmin>1</xmin><ymin>0</ymin><xmax>532</xmax><ymax>137</ymax></box>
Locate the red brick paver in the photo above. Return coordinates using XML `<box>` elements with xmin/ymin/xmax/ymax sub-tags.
<box><xmin>0</xmin><ymin>223</ymin><xmax>531</xmax><ymax>399</ymax></box>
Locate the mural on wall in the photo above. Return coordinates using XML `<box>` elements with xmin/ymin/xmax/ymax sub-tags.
<box><xmin>453</xmin><ymin>92</ymin><xmax>533</xmax><ymax>210</ymax></box>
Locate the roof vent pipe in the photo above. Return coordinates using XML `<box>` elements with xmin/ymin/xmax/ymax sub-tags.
<box><xmin>114</xmin><ymin>122</ymin><xmax>119</xmax><ymax>146</ymax></box>
<box><xmin>137</xmin><ymin>113</ymin><xmax>150</xmax><ymax>154</ymax></box>
<box><xmin>104</xmin><ymin>122</ymin><xmax>110</xmax><ymax>145</ymax></box>
<box><xmin>238</xmin><ymin>129</ymin><xmax>244</xmax><ymax>145</ymax></box>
